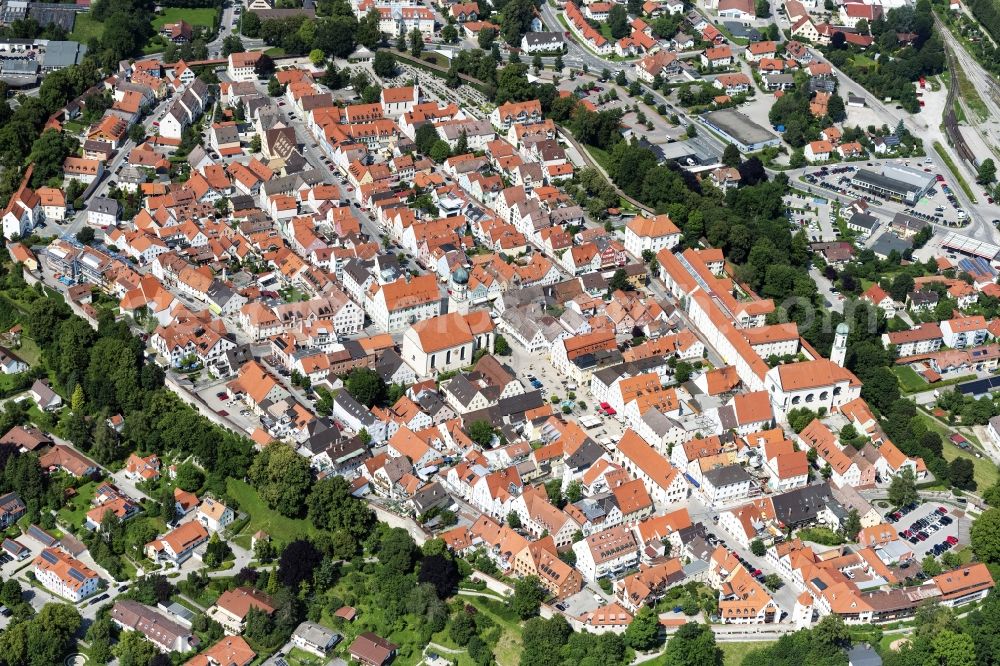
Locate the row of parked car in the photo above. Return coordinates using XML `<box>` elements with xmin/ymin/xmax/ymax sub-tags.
<box><xmin>899</xmin><ymin>507</ymin><xmax>952</xmax><ymax>544</ymax></box>
<box><xmin>885</xmin><ymin>501</ymin><xmax>920</xmax><ymax>523</ymax></box>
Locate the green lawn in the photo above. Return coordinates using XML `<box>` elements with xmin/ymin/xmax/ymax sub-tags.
<box><xmin>69</xmin><ymin>13</ymin><xmax>106</xmax><ymax>43</ymax></box>
<box><xmin>893</xmin><ymin>365</ymin><xmax>927</xmax><ymax>393</ymax></box>
<box><xmin>585</xmin><ymin>145</ymin><xmax>613</xmax><ymax>172</ymax></box>
<box><xmin>918</xmin><ymin>413</ymin><xmax>999</xmax><ymax>490</ymax></box>
<box><xmin>151</xmin><ymin>7</ymin><xmax>219</xmax><ymax>31</ymax></box>
<box><xmin>225</xmin><ymin>478</ymin><xmax>317</xmax><ymax>543</ymax></box>
<box><xmin>941</xmin><ymin>438</ymin><xmax>999</xmax><ymax>491</ymax></box>
<box><xmin>285</xmin><ymin>647</ymin><xmax>327</xmax><ymax>666</ymax></box>
<box><xmin>265</xmin><ymin>47</ymin><xmax>286</xmax><ymax>57</ymax></box>
<box><xmin>16</xmin><ymin>337</ymin><xmax>42</xmax><ymax>366</ymax></box>
<box><xmin>850</xmin><ymin>54</ymin><xmax>877</xmax><ymax>70</ymax></box>
<box><xmin>0</xmin><ymin>374</ymin><xmax>25</xmax><ymax>393</ymax></box>
<box><xmin>720</xmin><ymin>641</ymin><xmax>774</xmax><ymax>666</ymax></box>
<box><xmin>56</xmin><ymin>480</ymin><xmax>99</xmax><ymax>532</ymax></box>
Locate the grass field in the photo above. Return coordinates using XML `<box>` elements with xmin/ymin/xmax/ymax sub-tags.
<box><xmin>942</xmin><ymin>438</ymin><xmax>999</xmax><ymax>491</ymax></box>
<box><xmin>69</xmin><ymin>13</ymin><xmax>105</xmax><ymax>43</ymax></box>
<box><xmin>151</xmin><ymin>7</ymin><xmax>219</xmax><ymax>31</ymax></box>
<box><xmin>56</xmin><ymin>480</ymin><xmax>98</xmax><ymax>531</ymax></box>
<box><xmin>893</xmin><ymin>365</ymin><xmax>927</xmax><ymax>393</ymax></box>
<box><xmin>585</xmin><ymin>145</ymin><xmax>613</xmax><ymax>171</ymax></box>
<box><xmin>951</xmin><ymin>56</ymin><xmax>989</xmax><ymax>121</ymax></box>
<box><xmin>918</xmin><ymin>413</ymin><xmax>999</xmax><ymax>490</ymax></box>
<box><xmin>933</xmin><ymin>141</ymin><xmax>978</xmax><ymax>203</ymax></box>
<box><xmin>720</xmin><ymin>641</ymin><xmax>773</xmax><ymax>666</ymax></box>
<box><xmin>225</xmin><ymin>478</ymin><xmax>317</xmax><ymax>543</ymax></box>
<box><xmin>265</xmin><ymin>47</ymin><xmax>286</xmax><ymax>57</ymax></box>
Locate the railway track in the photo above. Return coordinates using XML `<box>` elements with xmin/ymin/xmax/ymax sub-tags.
<box><xmin>937</xmin><ymin>16</ymin><xmax>982</xmax><ymax>166</ymax></box>
<box><xmin>941</xmin><ymin>43</ymin><xmax>978</xmax><ymax>166</ymax></box>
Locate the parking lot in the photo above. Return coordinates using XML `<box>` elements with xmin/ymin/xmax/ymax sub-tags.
<box><xmin>886</xmin><ymin>501</ymin><xmax>964</xmax><ymax>559</ymax></box>
<box><xmin>785</xmin><ymin>191</ymin><xmax>837</xmax><ymax>242</ymax></box>
<box><xmin>194</xmin><ymin>380</ymin><xmax>258</xmax><ymax>435</ymax></box>
<box><xmin>802</xmin><ymin>158</ymin><xmax>968</xmax><ymax>227</ymax></box>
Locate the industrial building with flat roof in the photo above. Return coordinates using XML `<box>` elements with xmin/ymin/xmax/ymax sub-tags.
<box><xmin>850</xmin><ymin>165</ymin><xmax>935</xmax><ymax>205</ymax></box>
<box><xmin>699</xmin><ymin>109</ymin><xmax>781</xmax><ymax>153</ymax></box>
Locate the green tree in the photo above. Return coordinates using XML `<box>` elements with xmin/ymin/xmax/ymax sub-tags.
<box><xmin>509</xmin><ymin>575</ymin><xmax>545</xmax><ymax>619</ymax></box>
<box><xmin>978</xmin><ymin>158</ymin><xmax>996</xmax><ymax>184</ymax></box>
<box><xmin>430</xmin><ymin>139</ymin><xmax>451</xmax><ymax>162</ymax></box>
<box><xmin>888</xmin><ymin>467</ymin><xmax>918</xmax><ymax>508</ymax></box>
<box><xmin>414</xmin><ymin>122</ymin><xmax>439</xmax><ymax>155</ymax></box>
<box><xmin>608</xmin><ymin>268</ymin><xmax>630</xmax><ymax>292</ymax></box>
<box><xmin>248</xmin><ymin>443</ymin><xmax>313</xmax><ymax>517</ymax></box>
<box><xmin>114</xmin><ymin>631</ymin><xmax>160</xmax><ymax>666</ymax></box>
<box><xmin>410</xmin><ymin>28</ymin><xmax>423</xmax><ymax>57</ymax></box>
<box><xmin>494</xmin><ymin>334</ymin><xmax>511</xmax><ymax>355</ymax></box>
<box><xmin>309</xmin><ymin>49</ymin><xmax>325</xmax><ymax>66</ymax></box>
<box><xmin>608</xmin><ymin>4</ymin><xmax>630</xmax><ymax>38</ymax></box>
<box><xmin>344</xmin><ymin>367</ymin><xmax>386</xmax><ymax>406</ymax></box>
<box><xmin>624</xmin><ymin>606</ymin><xmax>662</xmax><ymax>651</ymax></box>
<box><xmin>357</xmin><ymin>7</ymin><xmax>382</xmax><ymax>48</ymax></box>
<box><xmin>932</xmin><ymin>629</ymin><xmax>976</xmax><ymax>666</ymax></box>
<box><xmin>507</xmin><ymin>510</ymin><xmax>521</xmax><ymax>528</ymax></box>
<box><xmin>373</xmin><ymin>50</ymin><xmax>397</xmax><ymax>78</ymax></box>
<box><xmin>750</xmin><ymin>539</ymin><xmax>766</xmax><ymax>556</ymax></box>
<box><xmin>307</xmin><ymin>476</ymin><xmax>376</xmax><ymax>539</ymax></box>
<box><xmin>889</xmin><ymin>273</ymin><xmax>915</xmax><ymax>302</ymax></box>
<box><xmin>466</xmin><ymin>420</ymin><xmax>495</xmax><ymax>447</ymax></box>
<box><xmin>722</xmin><ymin>143</ymin><xmax>741</xmax><ymax>168</ymax></box>
<box><xmin>922</xmin><ymin>554</ymin><xmax>943</xmax><ymax>576</ymax></box>
<box><xmin>75</xmin><ymin>227</ymin><xmax>95</xmax><ymax>245</ymax></box>
<box><xmin>972</xmin><ymin>507</ymin><xmax>1000</xmax><ymax>563</ymax></box>
<box><xmin>787</xmin><ymin>407</ymin><xmax>818</xmax><ymax>433</ymax></box>
<box><xmin>267</xmin><ymin>76</ymin><xmax>283</xmax><ymax>97</ymax></box>
<box><xmin>478</xmin><ymin>26</ymin><xmax>496</xmax><ymax>49</ymax></box>
<box><xmin>499</xmin><ymin>0</ymin><xmax>535</xmax><ymax>44</ymax></box>
<box><xmin>28</xmin><ymin>128</ymin><xmax>79</xmax><ymax>187</ymax></box>
<box><xmin>662</xmin><ymin>623</ymin><xmax>722</xmax><ymax>666</ymax></box>
<box><xmin>948</xmin><ymin>457</ymin><xmax>976</xmax><ymax>490</ymax></box>
<box><xmin>841</xmin><ymin>509</ymin><xmax>861</xmax><ymax>540</ymax></box>
<box><xmin>674</xmin><ymin>361</ymin><xmax>693</xmax><ymax>384</ymax></box>
<box><xmin>450</xmin><ymin>608</ymin><xmax>477</xmax><ymax>645</ymax></box>
<box><xmin>174</xmin><ymin>462</ymin><xmax>204</xmax><ymax>492</ymax></box>
<box><xmin>127</xmin><ymin>123</ymin><xmax>146</xmax><ymax>145</ymax></box>
<box><xmin>455</xmin><ymin>130</ymin><xmax>469</xmax><ymax>155</ymax></box>
<box><xmin>442</xmin><ymin>24</ymin><xmax>458</xmax><ymax>43</ymax></box>
<box><xmin>241</xmin><ymin>10</ymin><xmax>261</xmax><ymax>37</ymax></box>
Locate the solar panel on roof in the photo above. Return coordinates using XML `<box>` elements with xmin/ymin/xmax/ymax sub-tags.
<box><xmin>958</xmin><ymin>376</ymin><xmax>1000</xmax><ymax>396</ymax></box>
<box><xmin>40</xmin><ymin>550</ymin><xmax>57</xmax><ymax>564</ymax></box>
<box><xmin>68</xmin><ymin>568</ymin><xmax>87</xmax><ymax>582</ymax></box>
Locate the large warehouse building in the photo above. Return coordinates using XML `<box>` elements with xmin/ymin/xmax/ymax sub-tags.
<box><xmin>850</xmin><ymin>165</ymin><xmax>935</xmax><ymax>205</ymax></box>
<box><xmin>699</xmin><ymin>109</ymin><xmax>782</xmax><ymax>153</ymax></box>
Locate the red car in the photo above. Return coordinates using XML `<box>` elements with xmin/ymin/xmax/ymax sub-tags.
<box><xmin>217</xmin><ymin>410</ymin><xmax>229</xmax><ymax>417</ymax></box>
<box><xmin>946</xmin><ymin>536</ymin><xmax>959</xmax><ymax>545</ymax></box>
<box><xmin>217</xmin><ymin>391</ymin><xmax>229</xmax><ymax>400</ymax></box>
